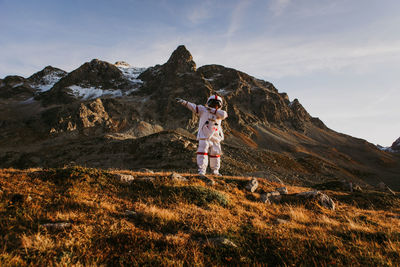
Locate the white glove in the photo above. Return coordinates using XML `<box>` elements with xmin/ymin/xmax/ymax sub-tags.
<box><xmin>176</xmin><ymin>98</ymin><xmax>185</xmax><ymax>104</ymax></box>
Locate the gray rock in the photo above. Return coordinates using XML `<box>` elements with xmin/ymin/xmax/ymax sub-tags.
<box><xmin>139</xmin><ymin>168</ymin><xmax>154</xmax><ymax>173</ymax></box>
<box><xmin>246</xmin><ymin>178</ymin><xmax>259</xmax><ymax>192</ymax></box>
<box><xmin>208</xmin><ymin>237</ymin><xmax>237</xmax><ymax>248</ymax></box>
<box><xmin>260</xmin><ymin>191</ymin><xmax>281</xmax><ymax>204</ymax></box>
<box><xmin>125</xmin><ymin>210</ymin><xmax>137</xmax><ymax>217</ymax></box>
<box><xmin>297</xmin><ymin>191</ymin><xmax>335</xmax><ymax>210</ymax></box>
<box><xmin>114</xmin><ymin>173</ymin><xmax>135</xmax><ymax>184</ymax></box>
<box><xmin>276</xmin><ymin>187</ymin><xmax>288</xmax><ymax>195</ymax></box>
<box><xmin>353</xmin><ymin>184</ymin><xmax>363</xmax><ymax>192</ymax></box>
<box><xmin>319</xmin><ymin>193</ymin><xmax>336</xmax><ymax>210</ymax></box>
<box><xmin>170</xmin><ymin>172</ymin><xmax>188</xmax><ymax>182</ymax></box>
<box><xmin>276</xmin><ymin>218</ymin><xmax>289</xmax><ymax>224</ymax></box>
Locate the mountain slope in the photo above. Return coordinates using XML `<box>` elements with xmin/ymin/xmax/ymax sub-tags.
<box><xmin>0</xmin><ymin>45</ymin><xmax>399</xmax><ymax>189</ymax></box>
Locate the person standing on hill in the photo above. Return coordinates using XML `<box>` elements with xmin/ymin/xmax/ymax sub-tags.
<box><xmin>176</xmin><ymin>95</ymin><xmax>228</xmax><ymax>176</ymax></box>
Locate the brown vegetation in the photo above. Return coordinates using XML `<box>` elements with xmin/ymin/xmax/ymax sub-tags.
<box><xmin>0</xmin><ymin>167</ymin><xmax>399</xmax><ymax>266</ymax></box>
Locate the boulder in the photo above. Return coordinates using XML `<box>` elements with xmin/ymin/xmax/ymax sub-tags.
<box><xmin>296</xmin><ymin>191</ymin><xmax>335</xmax><ymax>210</ymax></box>
<box><xmin>170</xmin><ymin>172</ymin><xmax>188</xmax><ymax>182</ymax></box>
<box><xmin>275</xmin><ymin>218</ymin><xmax>290</xmax><ymax>224</ymax></box>
<box><xmin>353</xmin><ymin>184</ymin><xmax>363</xmax><ymax>192</ymax></box>
<box><xmin>208</xmin><ymin>237</ymin><xmax>237</xmax><ymax>248</ymax></box>
<box><xmin>276</xmin><ymin>187</ymin><xmax>288</xmax><ymax>195</ymax></box>
<box><xmin>246</xmin><ymin>178</ymin><xmax>259</xmax><ymax>192</ymax></box>
<box><xmin>139</xmin><ymin>168</ymin><xmax>154</xmax><ymax>173</ymax></box>
<box><xmin>125</xmin><ymin>210</ymin><xmax>137</xmax><ymax>217</ymax></box>
<box><xmin>260</xmin><ymin>191</ymin><xmax>281</xmax><ymax>204</ymax></box>
<box><xmin>114</xmin><ymin>173</ymin><xmax>135</xmax><ymax>184</ymax></box>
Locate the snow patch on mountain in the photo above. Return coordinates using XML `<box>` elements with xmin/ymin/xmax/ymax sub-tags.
<box><xmin>12</xmin><ymin>82</ymin><xmax>24</xmax><ymax>88</ymax></box>
<box><xmin>215</xmin><ymin>88</ymin><xmax>230</xmax><ymax>96</ymax></box>
<box><xmin>34</xmin><ymin>70</ymin><xmax>67</xmax><ymax>92</ymax></box>
<box><xmin>68</xmin><ymin>85</ymin><xmax>123</xmax><ymax>100</ymax></box>
<box><xmin>68</xmin><ymin>85</ymin><xmax>140</xmax><ymax>100</ymax></box>
<box><xmin>377</xmin><ymin>145</ymin><xmax>395</xmax><ymax>152</ymax></box>
<box><xmin>377</xmin><ymin>137</ymin><xmax>400</xmax><ymax>153</ymax></box>
<box><xmin>20</xmin><ymin>97</ymin><xmax>35</xmax><ymax>104</ymax></box>
<box><xmin>115</xmin><ymin>61</ymin><xmax>146</xmax><ymax>84</ymax></box>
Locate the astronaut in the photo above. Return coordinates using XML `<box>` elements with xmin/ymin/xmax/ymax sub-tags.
<box><xmin>176</xmin><ymin>95</ymin><xmax>228</xmax><ymax>176</ymax></box>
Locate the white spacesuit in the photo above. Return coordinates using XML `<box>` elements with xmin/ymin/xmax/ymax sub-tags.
<box><xmin>177</xmin><ymin>95</ymin><xmax>228</xmax><ymax>175</ymax></box>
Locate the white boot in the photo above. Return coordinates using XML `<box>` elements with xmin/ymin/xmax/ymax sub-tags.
<box><xmin>212</xmin><ymin>170</ymin><xmax>222</xmax><ymax>176</ymax></box>
<box><xmin>210</xmin><ymin>156</ymin><xmax>221</xmax><ymax>176</ymax></box>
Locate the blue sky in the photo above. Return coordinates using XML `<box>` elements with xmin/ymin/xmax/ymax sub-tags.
<box><xmin>1</xmin><ymin>0</ymin><xmax>399</xmax><ymax>146</ymax></box>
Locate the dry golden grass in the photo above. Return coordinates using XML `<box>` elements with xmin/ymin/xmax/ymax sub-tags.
<box><xmin>0</xmin><ymin>166</ymin><xmax>400</xmax><ymax>266</ymax></box>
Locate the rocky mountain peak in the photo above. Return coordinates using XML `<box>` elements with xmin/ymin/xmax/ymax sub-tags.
<box><xmin>2</xmin><ymin>75</ymin><xmax>26</xmax><ymax>85</ymax></box>
<box><xmin>165</xmin><ymin>45</ymin><xmax>196</xmax><ymax>73</ymax></box>
<box><xmin>58</xmin><ymin>59</ymin><xmax>124</xmax><ymax>85</ymax></box>
<box><xmin>38</xmin><ymin>59</ymin><xmax>134</xmax><ymax>105</ymax></box>
<box><xmin>28</xmin><ymin>65</ymin><xmax>66</xmax><ymax>79</ymax></box>
<box><xmin>0</xmin><ymin>75</ymin><xmax>34</xmax><ymax>99</ymax></box>
<box><xmin>391</xmin><ymin>137</ymin><xmax>400</xmax><ymax>151</ymax></box>
<box><xmin>28</xmin><ymin>66</ymin><xmax>67</xmax><ymax>89</ymax></box>
<box><xmin>86</xmin><ymin>59</ymin><xmax>122</xmax><ymax>74</ymax></box>
<box><xmin>114</xmin><ymin>61</ymin><xmax>131</xmax><ymax>68</ymax></box>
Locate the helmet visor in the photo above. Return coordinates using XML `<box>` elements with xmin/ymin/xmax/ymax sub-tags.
<box><xmin>207</xmin><ymin>99</ymin><xmax>222</xmax><ymax>108</ymax></box>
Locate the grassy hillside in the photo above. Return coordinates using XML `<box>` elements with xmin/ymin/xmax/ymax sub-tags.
<box><xmin>1</xmin><ymin>166</ymin><xmax>400</xmax><ymax>266</ymax></box>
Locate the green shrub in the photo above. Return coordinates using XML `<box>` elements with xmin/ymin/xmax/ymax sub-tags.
<box><xmin>177</xmin><ymin>185</ymin><xmax>229</xmax><ymax>207</ymax></box>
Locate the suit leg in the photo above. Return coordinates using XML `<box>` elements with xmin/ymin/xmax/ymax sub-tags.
<box><xmin>209</xmin><ymin>141</ymin><xmax>221</xmax><ymax>175</ymax></box>
<box><xmin>197</xmin><ymin>139</ymin><xmax>209</xmax><ymax>175</ymax></box>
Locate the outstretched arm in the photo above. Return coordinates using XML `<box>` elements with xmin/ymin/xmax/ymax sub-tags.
<box><xmin>176</xmin><ymin>98</ymin><xmax>200</xmax><ymax>114</ymax></box>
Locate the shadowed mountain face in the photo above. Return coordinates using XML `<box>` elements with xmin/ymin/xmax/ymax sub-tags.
<box><xmin>1</xmin><ymin>45</ymin><xmax>399</xmax><ymax>189</ymax></box>
<box><xmin>391</xmin><ymin>137</ymin><xmax>400</xmax><ymax>151</ymax></box>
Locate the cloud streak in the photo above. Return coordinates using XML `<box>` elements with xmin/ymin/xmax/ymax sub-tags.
<box><xmin>226</xmin><ymin>0</ymin><xmax>253</xmax><ymax>38</ymax></box>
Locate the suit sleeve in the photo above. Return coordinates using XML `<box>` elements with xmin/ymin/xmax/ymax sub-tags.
<box><xmin>180</xmin><ymin>100</ymin><xmax>200</xmax><ymax>115</ymax></box>
<box><xmin>212</xmin><ymin>109</ymin><xmax>228</xmax><ymax>120</ymax></box>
